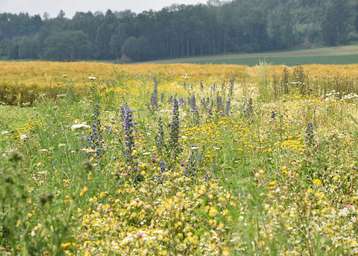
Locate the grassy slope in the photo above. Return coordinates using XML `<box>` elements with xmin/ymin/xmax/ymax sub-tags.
<box><xmin>150</xmin><ymin>44</ymin><xmax>358</xmax><ymax>65</ymax></box>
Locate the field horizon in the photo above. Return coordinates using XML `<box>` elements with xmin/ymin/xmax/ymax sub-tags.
<box><xmin>149</xmin><ymin>44</ymin><xmax>358</xmax><ymax>66</ymax></box>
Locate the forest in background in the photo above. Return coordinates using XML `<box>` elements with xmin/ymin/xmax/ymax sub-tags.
<box><xmin>0</xmin><ymin>0</ymin><xmax>357</xmax><ymax>62</ymax></box>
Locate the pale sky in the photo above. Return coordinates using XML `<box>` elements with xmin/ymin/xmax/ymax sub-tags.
<box><xmin>0</xmin><ymin>0</ymin><xmax>208</xmax><ymax>17</ymax></box>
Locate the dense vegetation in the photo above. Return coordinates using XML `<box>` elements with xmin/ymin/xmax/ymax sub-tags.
<box><xmin>0</xmin><ymin>0</ymin><xmax>357</xmax><ymax>62</ymax></box>
<box><xmin>0</xmin><ymin>62</ymin><xmax>358</xmax><ymax>255</ymax></box>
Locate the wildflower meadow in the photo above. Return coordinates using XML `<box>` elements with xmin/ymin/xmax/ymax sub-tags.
<box><xmin>0</xmin><ymin>62</ymin><xmax>357</xmax><ymax>255</ymax></box>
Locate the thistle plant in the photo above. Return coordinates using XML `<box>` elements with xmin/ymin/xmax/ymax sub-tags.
<box><xmin>294</xmin><ymin>66</ymin><xmax>308</xmax><ymax>95</ymax></box>
<box><xmin>156</xmin><ymin>117</ymin><xmax>165</xmax><ymax>154</ymax></box>
<box><xmin>159</xmin><ymin>160</ymin><xmax>167</xmax><ymax>173</ymax></box>
<box><xmin>121</xmin><ymin>104</ymin><xmax>135</xmax><ymax>164</ymax></box>
<box><xmin>120</xmin><ymin>103</ymin><xmax>127</xmax><ymax>123</ymax></box>
<box><xmin>184</xmin><ymin>147</ymin><xmax>201</xmax><ymax>177</ymax></box>
<box><xmin>225</xmin><ymin>97</ymin><xmax>231</xmax><ymax>116</ymax></box>
<box><xmin>189</xmin><ymin>95</ymin><xmax>200</xmax><ymax>124</ymax></box>
<box><xmin>169</xmin><ymin>98</ymin><xmax>181</xmax><ymax>158</ymax></box>
<box><xmin>208</xmin><ymin>99</ymin><xmax>214</xmax><ymax>117</ymax></box>
<box><xmin>242</xmin><ymin>97</ymin><xmax>254</xmax><ymax>118</ymax></box>
<box><xmin>211</xmin><ymin>83</ymin><xmax>217</xmax><ymax>96</ymax></box>
<box><xmin>305</xmin><ymin>122</ymin><xmax>315</xmax><ymax>147</ymax></box>
<box><xmin>189</xmin><ymin>95</ymin><xmax>197</xmax><ymax>113</ymax></box>
<box><xmin>150</xmin><ymin>78</ymin><xmax>159</xmax><ymax>110</ymax></box>
<box><xmin>216</xmin><ymin>95</ymin><xmax>224</xmax><ymax>114</ymax></box>
<box><xmin>178</xmin><ymin>98</ymin><xmax>185</xmax><ymax>107</ymax></box>
<box><xmin>200</xmin><ymin>97</ymin><xmax>206</xmax><ymax>111</ymax></box>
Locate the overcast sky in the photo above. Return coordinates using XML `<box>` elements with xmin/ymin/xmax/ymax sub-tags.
<box><xmin>0</xmin><ymin>0</ymin><xmax>208</xmax><ymax>17</ymax></box>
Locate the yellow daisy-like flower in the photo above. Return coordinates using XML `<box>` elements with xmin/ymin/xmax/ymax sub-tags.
<box><xmin>312</xmin><ymin>178</ymin><xmax>322</xmax><ymax>187</ymax></box>
<box><xmin>208</xmin><ymin>207</ymin><xmax>218</xmax><ymax>217</ymax></box>
<box><xmin>80</xmin><ymin>186</ymin><xmax>89</xmax><ymax>197</ymax></box>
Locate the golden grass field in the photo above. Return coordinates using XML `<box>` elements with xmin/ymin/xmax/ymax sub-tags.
<box><xmin>1</xmin><ymin>62</ymin><xmax>358</xmax><ymax>104</ymax></box>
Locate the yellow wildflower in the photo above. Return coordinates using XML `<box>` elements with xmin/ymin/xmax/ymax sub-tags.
<box><xmin>208</xmin><ymin>207</ymin><xmax>218</xmax><ymax>217</ymax></box>
<box><xmin>80</xmin><ymin>186</ymin><xmax>89</xmax><ymax>197</ymax></box>
<box><xmin>61</xmin><ymin>242</ymin><xmax>72</xmax><ymax>250</ymax></box>
<box><xmin>312</xmin><ymin>178</ymin><xmax>322</xmax><ymax>186</ymax></box>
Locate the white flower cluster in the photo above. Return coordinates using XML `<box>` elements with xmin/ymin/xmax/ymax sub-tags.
<box><xmin>342</xmin><ymin>93</ymin><xmax>358</xmax><ymax>101</ymax></box>
<box><xmin>324</xmin><ymin>90</ymin><xmax>340</xmax><ymax>101</ymax></box>
<box><xmin>324</xmin><ymin>90</ymin><xmax>358</xmax><ymax>102</ymax></box>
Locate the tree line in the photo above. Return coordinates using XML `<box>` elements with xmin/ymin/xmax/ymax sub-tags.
<box><xmin>0</xmin><ymin>0</ymin><xmax>357</xmax><ymax>62</ymax></box>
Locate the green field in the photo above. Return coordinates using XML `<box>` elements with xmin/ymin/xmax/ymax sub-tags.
<box><xmin>151</xmin><ymin>45</ymin><xmax>358</xmax><ymax>65</ymax></box>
